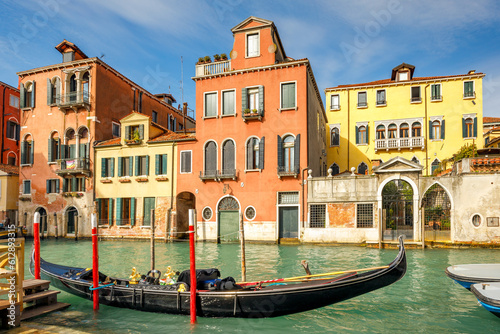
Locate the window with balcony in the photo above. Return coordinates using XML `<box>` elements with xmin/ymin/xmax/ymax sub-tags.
<box><xmin>23</xmin><ymin>180</ymin><xmax>31</xmax><ymax>195</ymax></box>
<box><xmin>400</xmin><ymin>123</ymin><xmax>409</xmax><ymax>138</ymax></box>
<box><xmin>204</xmin><ymin>92</ymin><xmax>217</xmax><ymax>117</ymax></box>
<box><xmin>281</xmin><ymin>82</ymin><xmax>296</xmax><ymax>109</ymax></box>
<box><xmin>462</xmin><ymin>117</ymin><xmax>477</xmax><ymax>138</ymax></box>
<box><xmin>376</xmin><ymin>90</ymin><xmax>386</xmax><ymax>106</ymax></box>
<box><xmin>221</xmin><ymin>140</ymin><xmax>236</xmax><ymax>178</ymax></box>
<box><xmin>431</xmin><ymin>84</ymin><xmax>442</xmax><ymax>101</ymax></box>
<box><xmin>246</xmin><ymin>33</ymin><xmax>259</xmax><ymax>57</ymax></box>
<box><xmin>278</xmin><ymin>135</ymin><xmax>300</xmax><ymax>175</ymax></box>
<box><xmin>330</xmin><ymin>94</ymin><xmax>340</xmax><ymax>110</ymax></box>
<box><xmin>411</xmin><ymin>86</ymin><xmax>421</xmax><ymax>102</ymax></box>
<box><xmin>357</xmin><ymin>203</ymin><xmax>373</xmax><ymax>228</ymax></box>
<box><xmin>246</xmin><ymin>137</ymin><xmax>264</xmax><ymax>170</ymax></box>
<box><xmin>464</xmin><ymin>81</ymin><xmax>475</xmax><ymax>98</ymax></box>
<box><xmin>101</xmin><ymin>158</ymin><xmax>115</xmax><ymax>177</ymax></box>
<box><xmin>204</xmin><ymin>141</ymin><xmax>217</xmax><ymax>178</ymax></box>
<box><xmin>357</xmin><ymin>92</ymin><xmax>367</xmax><ymax>107</ymax></box>
<box><xmin>412</xmin><ymin>122</ymin><xmax>421</xmax><ymax>137</ymax></box>
<box><xmin>222</xmin><ymin>90</ymin><xmax>235</xmax><ymax>116</ymax></box>
<box><xmin>388</xmin><ymin>124</ymin><xmax>397</xmax><ymax>139</ymax></box>
<box><xmin>46</xmin><ymin>179</ymin><xmax>60</xmax><ymax>194</ymax></box>
<box><xmin>47</xmin><ymin>77</ymin><xmax>60</xmax><ymax>105</ymax></box>
<box><xmin>6</xmin><ymin>121</ymin><xmax>20</xmax><ymax>141</ymax></box>
<box><xmin>330</xmin><ymin>127</ymin><xmax>340</xmax><ymax>146</ymax></box>
<box><xmin>155</xmin><ymin>154</ymin><xmax>168</xmax><ymax>175</ymax></box>
<box><xmin>376</xmin><ymin>125</ymin><xmax>386</xmax><ymax>139</ymax></box>
<box><xmin>180</xmin><ymin>151</ymin><xmax>192</xmax><ymax>173</ymax></box>
<box><xmin>9</xmin><ymin>95</ymin><xmax>19</xmax><ymax>108</ymax></box>
<box><xmin>135</xmin><ymin>155</ymin><xmax>149</xmax><ymax>176</ymax></box>
<box><xmin>118</xmin><ymin>157</ymin><xmax>132</xmax><ymax>177</ymax></box>
<box><xmin>97</xmin><ymin>198</ymin><xmax>113</xmax><ymax>226</ymax></box>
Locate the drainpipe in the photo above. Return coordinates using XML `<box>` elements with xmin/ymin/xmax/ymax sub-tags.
<box><xmin>166</xmin><ymin>142</ymin><xmax>176</xmax><ymax>241</ymax></box>
<box><xmin>347</xmin><ymin>90</ymin><xmax>350</xmax><ymax>170</ymax></box>
<box><xmin>301</xmin><ymin>167</ymin><xmax>309</xmax><ymax>229</ymax></box>
<box><xmin>424</xmin><ymin>84</ymin><xmax>430</xmax><ymax>175</ymax></box>
<box><xmin>1</xmin><ymin>85</ymin><xmax>7</xmax><ymax>164</ymax></box>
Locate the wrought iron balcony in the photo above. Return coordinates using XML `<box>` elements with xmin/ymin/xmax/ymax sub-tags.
<box><xmin>199</xmin><ymin>170</ymin><xmax>218</xmax><ymax>181</ymax></box>
<box><xmin>55</xmin><ymin>91</ymin><xmax>91</xmax><ymax>110</ymax></box>
<box><xmin>242</xmin><ymin>109</ymin><xmax>264</xmax><ymax>122</ymax></box>
<box><xmin>277</xmin><ymin>165</ymin><xmax>300</xmax><ymax>178</ymax></box>
<box><xmin>463</xmin><ymin>91</ymin><xmax>476</xmax><ymax>98</ymax></box>
<box><xmin>375</xmin><ymin>136</ymin><xmax>424</xmax><ymax>152</ymax></box>
<box><xmin>55</xmin><ymin>157</ymin><xmax>91</xmax><ymax>176</ymax></box>
<box><xmin>199</xmin><ymin>169</ymin><xmax>238</xmax><ymax>181</ymax></box>
<box><xmin>195</xmin><ymin>60</ymin><xmax>231</xmax><ymax>77</ymax></box>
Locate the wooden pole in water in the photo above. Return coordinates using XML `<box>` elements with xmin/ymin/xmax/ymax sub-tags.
<box><xmin>239</xmin><ymin>212</ymin><xmax>246</xmax><ymax>282</ymax></box>
<box><xmin>150</xmin><ymin>209</ymin><xmax>155</xmax><ymax>271</ymax></box>
<box><xmin>54</xmin><ymin>213</ymin><xmax>58</xmax><ymax>240</ymax></box>
<box><xmin>75</xmin><ymin>215</ymin><xmax>79</xmax><ymax>241</ymax></box>
<box><xmin>91</xmin><ymin>212</ymin><xmax>99</xmax><ymax>311</ymax></box>
<box><xmin>33</xmin><ymin>212</ymin><xmax>40</xmax><ymax>279</ymax></box>
<box><xmin>188</xmin><ymin>209</ymin><xmax>197</xmax><ymax>324</ymax></box>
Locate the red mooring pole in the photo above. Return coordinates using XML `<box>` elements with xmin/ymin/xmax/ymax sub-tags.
<box><xmin>189</xmin><ymin>209</ymin><xmax>197</xmax><ymax>324</ymax></box>
<box><xmin>33</xmin><ymin>212</ymin><xmax>40</xmax><ymax>279</ymax></box>
<box><xmin>91</xmin><ymin>213</ymin><xmax>99</xmax><ymax>311</ymax></box>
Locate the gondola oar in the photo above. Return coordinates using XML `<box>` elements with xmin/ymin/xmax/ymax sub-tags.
<box><xmin>237</xmin><ymin>265</ymin><xmax>390</xmax><ymax>286</ymax></box>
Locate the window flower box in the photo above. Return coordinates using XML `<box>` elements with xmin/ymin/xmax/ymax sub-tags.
<box><xmin>100</xmin><ymin>179</ymin><xmax>112</xmax><ymax>184</ymax></box>
<box><xmin>155</xmin><ymin>176</ymin><xmax>169</xmax><ymax>181</ymax></box>
<box><xmin>125</xmin><ymin>139</ymin><xmax>141</xmax><ymax>145</ymax></box>
<box><xmin>136</xmin><ymin>177</ymin><xmax>148</xmax><ymax>182</ymax></box>
<box><xmin>119</xmin><ymin>178</ymin><xmax>131</xmax><ymax>183</ymax></box>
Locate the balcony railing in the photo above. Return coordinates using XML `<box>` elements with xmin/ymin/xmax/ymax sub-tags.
<box><xmin>463</xmin><ymin>91</ymin><xmax>476</xmax><ymax>98</ymax></box>
<box><xmin>375</xmin><ymin>136</ymin><xmax>424</xmax><ymax>151</ymax></box>
<box><xmin>218</xmin><ymin>169</ymin><xmax>237</xmax><ymax>180</ymax></box>
<box><xmin>277</xmin><ymin>165</ymin><xmax>300</xmax><ymax>178</ymax></box>
<box><xmin>199</xmin><ymin>169</ymin><xmax>238</xmax><ymax>181</ymax></box>
<box><xmin>195</xmin><ymin>60</ymin><xmax>231</xmax><ymax>77</ymax></box>
<box><xmin>55</xmin><ymin>91</ymin><xmax>91</xmax><ymax>109</ymax></box>
<box><xmin>199</xmin><ymin>170</ymin><xmax>218</xmax><ymax>181</ymax></box>
<box><xmin>242</xmin><ymin>109</ymin><xmax>264</xmax><ymax>121</ymax></box>
<box><xmin>431</xmin><ymin>95</ymin><xmax>442</xmax><ymax>101</ymax></box>
<box><xmin>55</xmin><ymin>157</ymin><xmax>91</xmax><ymax>176</ymax></box>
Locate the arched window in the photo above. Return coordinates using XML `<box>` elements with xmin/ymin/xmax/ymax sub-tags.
<box><xmin>78</xmin><ymin>127</ymin><xmax>89</xmax><ymax>159</ymax></box>
<box><xmin>7</xmin><ymin>152</ymin><xmax>16</xmax><ymax>166</ymax></box>
<box><xmin>246</xmin><ymin>137</ymin><xmax>260</xmax><ymax>170</ymax></box>
<box><xmin>411</xmin><ymin>156</ymin><xmax>420</xmax><ymax>164</ymax></box>
<box><xmin>64</xmin><ymin>128</ymin><xmax>76</xmax><ymax>159</ymax></box>
<box><xmin>376</xmin><ymin>125</ymin><xmax>385</xmax><ymax>139</ymax></box>
<box><xmin>69</xmin><ymin>74</ymin><xmax>77</xmax><ymax>102</ymax></box>
<box><xmin>283</xmin><ymin>135</ymin><xmax>295</xmax><ymax>173</ymax></box>
<box><xmin>464</xmin><ymin>118</ymin><xmax>474</xmax><ymax>138</ymax></box>
<box><xmin>329</xmin><ymin>163</ymin><xmax>339</xmax><ymax>176</ymax></box>
<box><xmin>82</xmin><ymin>72</ymin><xmax>90</xmax><ymax>102</ymax></box>
<box><xmin>412</xmin><ymin>122</ymin><xmax>421</xmax><ymax>137</ymax></box>
<box><xmin>330</xmin><ymin>127</ymin><xmax>339</xmax><ymax>146</ymax></box>
<box><xmin>431</xmin><ymin>159</ymin><xmax>440</xmax><ymax>175</ymax></box>
<box><xmin>21</xmin><ymin>134</ymin><xmax>34</xmax><ymax>165</ymax></box>
<box><xmin>400</xmin><ymin>123</ymin><xmax>409</xmax><ymax>138</ymax></box>
<box><xmin>432</xmin><ymin>121</ymin><xmax>441</xmax><ymax>139</ymax></box>
<box><xmin>204</xmin><ymin>141</ymin><xmax>217</xmax><ymax>177</ymax></box>
<box><xmin>25</xmin><ymin>82</ymin><xmax>33</xmax><ymax>108</ymax></box>
<box><xmin>358</xmin><ymin>126</ymin><xmax>367</xmax><ymax>144</ymax></box>
<box><xmin>48</xmin><ymin>131</ymin><xmax>60</xmax><ymax>163</ymax></box>
<box><xmin>358</xmin><ymin>162</ymin><xmax>368</xmax><ymax>175</ymax></box>
<box><xmin>222</xmin><ymin>140</ymin><xmax>235</xmax><ymax>175</ymax></box>
<box><xmin>388</xmin><ymin>124</ymin><xmax>397</xmax><ymax>139</ymax></box>
<box><xmin>48</xmin><ymin>77</ymin><xmax>61</xmax><ymax>105</ymax></box>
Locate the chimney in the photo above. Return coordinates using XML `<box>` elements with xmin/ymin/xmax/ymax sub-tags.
<box><xmin>183</xmin><ymin>102</ymin><xmax>188</xmax><ymax>134</ymax></box>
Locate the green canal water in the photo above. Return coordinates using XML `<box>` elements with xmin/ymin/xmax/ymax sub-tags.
<box><xmin>15</xmin><ymin>239</ymin><xmax>500</xmax><ymax>333</ymax></box>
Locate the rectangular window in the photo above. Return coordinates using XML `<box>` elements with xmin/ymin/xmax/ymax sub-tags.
<box><xmin>330</xmin><ymin>94</ymin><xmax>340</xmax><ymax>110</ymax></box>
<box><xmin>309</xmin><ymin>204</ymin><xmax>326</xmax><ymax>228</ymax></box>
<box><xmin>247</xmin><ymin>33</ymin><xmax>259</xmax><ymax>57</ymax></box>
<box><xmin>357</xmin><ymin>203</ymin><xmax>373</xmax><ymax>228</ymax></box>
<box><xmin>222</xmin><ymin>90</ymin><xmax>235</xmax><ymax>116</ymax></box>
<box><xmin>152</xmin><ymin>110</ymin><xmax>158</xmax><ymax>123</ymax></box>
<box><xmin>6</xmin><ymin>121</ymin><xmax>19</xmax><ymax>140</ymax></box>
<box><xmin>136</xmin><ymin>155</ymin><xmax>149</xmax><ymax>176</ymax></box>
<box><xmin>204</xmin><ymin>92</ymin><xmax>217</xmax><ymax>117</ymax></box>
<box><xmin>398</xmin><ymin>72</ymin><xmax>408</xmax><ymax>81</ymax></box>
<box><xmin>357</xmin><ymin>92</ymin><xmax>367</xmax><ymax>107</ymax></box>
<box><xmin>9</xmin><ymin>95</ymin><xmax>19</xmax><ymax>108</ymax></box>
<box><xmin>278</xmin><ymin>191</ymin><xmax>299</xmax><ymax>205</ymax></box>
<box><xmin>411</xmin><ymin>86</ymin><xmax>421</xmax><ymax>102</ymax></box>
<box><xmin>23</xmin><ymin>180</ymin><xmax>31</xmax><ymax>195</ymax></box>
<box><xmin>102</xmin><ymin>158</ymin><xmax>114</xmax><ymax>177</ymax></box>
<box><xmin>464</xmin><ymin>81</ymin><xmax>474</xmax><ymax>98</ymax></box>
<box><xmin>120</xmin><ymin>157</ymin><xmax>132</xmax><ymax>177</ymax></box>
<box><xmin>121</xmin><ymin>198</ymin><xmax>131</xmax><ymax>225</ymax></box>
<box><xmin>155</xmin><ymin>154</ymin><xmax>168</xmax><ymax>175</ymax></box>
<box><xmin>98</xmin><ymin>199</ymin><xmax>110</xmax><ymax>225</ymax></box>
<box><xmin>112</xmin><ymin>122</ymin><xmax>120</xmax><ymax>137</ymax></box>
<box><xmin>281</xmin><ymin>82</ymin><xmax>296</xmax><ymax>109</ymax></box>
<box><xmin>180</xmin><ymin>151</ymin><xmax>192</xmax><ymax>173</ymax></box>
<box><xmin>63</xmin><ymin>52</ymin><xmax>75</xmax><ymax>62</ymax></box>
<box><xmin>21</xmin><ymin>141</ymin><xmax>33</xmax><ymax>165</ymax></box>
<box><xmin>431</xmin><ymin>84</ymin><xmax>441</xmax><ymax>101</ymax></box>
<box><xmin>248</xmin><ymin>88</ymin><xmax>259</xmax><ymax>111</ymax></box>
<box><xmin>376</xmin><ymin>90</ymin><xmax>386</xmax><ymax>105</ymax></box>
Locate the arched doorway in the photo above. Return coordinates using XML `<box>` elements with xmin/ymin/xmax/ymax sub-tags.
<box><xmin>35</xmin><ymin>207</ymin><xmax>48</xmax><ymax>234</ymax></box>
<box><xmin>218</xmin><ymin>196</ymin><xmax>239</xmax><ymax>243</ymax></box>
<box><xmin>422</xmin><ymin>184</ymin><xmax>452</xmax><ymax>241</ymax></box>
<box><xmin>175</xmin><ymin>192</ymin><xmax>196</xmax><ymax>239</ymax></box>
<box><xmin>66</xmin><ymin>206</ymin><xmax>78</xmax><ymax>235</ymax></box>
<box><xmin>382</xmin><ymin>180</ymin><xmax>414</xmax><ymax>241</ymax></box>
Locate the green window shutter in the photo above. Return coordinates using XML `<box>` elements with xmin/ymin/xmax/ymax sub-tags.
<box><xmin>162</xmin><ymin>154</ymin><xmax>168</xmax><ymax>174</ymax></box>
<box><xmin>48</xmin><ymin>139</ymin><xmax>53</xmax><ymax>162</ymax></box>
<box><xmin>46</xmin><ymin>180</ymin><xmax>50</xmax><ymax>194</ymax></box>
<box><xmin>79</xmin><ymin>143</ymin><xmax>86</xmax><ymax>158</ymax></box>
<box><xmin>135</xmin><ymin>156</ymin><xmax>139</xmax><ymax>176</ymax></box>
<box><xmin>118</xmin><ymin>157</ymin><xmax>123</xmax><ymax>177</ymax></box>
<box><xmin>462</xmin><ymin>118</ymin><xmax>466</xmax><ymax>138</ymax></box>
<box><xmin>69</xmin><ymin>144</ymin><xmax>76</xmax><ymax>159</ymax></box>
<box><xmin>56</xmin><ymin>179</ymin><xmax>60</xmax><ymax>193</ymax></box>
<box><xmin>125</xmin><ymin>126</ymin><xmax>130</xmax><ymax>140</ymax></box>
<box><xmin>429</xmin><ymin>121</ymin><xmax>434</xmax><ymax>140</ymax></box>
<box><xmin>155</xmin><ymin>154</ymin><xmax>160</xmax><ymax>175</ymax></box>
<box><xmin>355</xmin><ymin>126</ymin><xmax>359</xmax><ymax>144</ymax></box>
<box><xmin>63</xmin><ymin>178</ymin><xmax>68</xmax><ymax>192</ymax></box>
<box><xmin>130</xmin><ymin>198</ymin><xmax>136</xmax><ymax>226</ymax></box>
<box><xmin>96</xmin><ymin>198</ymin><xmax>101</xmax><ymax>220</ymax></box>
<box><xmin>259</xmin><ymin>137</ymin><xmax>265</xmax><ymax>169</ymax></box>
<box><xmin>128</xmin><ymin>157</ymin><xmax>133</xmax><ymax>176</ymax></box>
<box><xmin>108</xmin><ymin>199</ymin><xmax>114</xmax><ymax>226</ymax></box>
<box><xmin>116</xmin><ymin>198</ymin><xmax>122</xmax><ymax>225</ymax></box>
<box><xmin>246</xmin><ymin>139</ymin><xmax>253</xmax><ymax>169</ymax></box>
<box><xmin>20</xmin><ymin>141</ymin><xmax>25</xmax><ymax>165</ymax></box>
<box><xmin>365</xmin><ymin>125</ymin><xmax>369</xmax><ymax>144</ymax></box>
<box><xmin>110</xmin><ymin>158</ymin><xmax>115</xmax><ymax>177</ymax></box>
<box><xmin>47</xmin><ymin>78</ymin><xmax>52</xmax><ymax>105</ymax></box>
<box><xmin>82</xmin><ymin>178</ymin><xmax>86</xmax><ymax>192</ymax></box>
<box><xmin>31</xmin><ymin>81</ymin><xmax>36</xmax><ymax>108</ymax></box>
<box><xmin>277</xmin><ymin>135</ymin><xmax>283</xmax><ymax>168</ymax></box>
<box><xmin>55</xmin><ymin>78</ymin><xmax>60</xmax><ymax>101</ymax></box>
<box><xmin>441</xmin><ymin>120</ymin><xmax>445</xmax><ymax>139</ymax></box>
<box><xmin>473</xmin><ymin>117</ymin><xmax>477</xmax><ymax>137</ymax></box>
<box><xmin>30</xmin><ymin>141</ymin><xmax>34</xmax><ymax>164</ymax></box>
<box><xmin>20</xmin><ymin>85</ymin><xmax>25</xmax><ymax>109</ymax></box>
<box><xmin>146</xmin><ymin>155</ymin><xmax>150</xmax><ymax>176</ymax></box>
<box><xmin>71</xmin><ymin>177</ymin><xmax>77</xmax><ymax>192</ymax></box>
<box><xmin>259</xmin><ymin>85</ymin><xmax>265</xmax><ymax>114</ymax></box>
<box><xmin>241</xmin><ymin>87</ymin><xmax>248</xmax><ymax>113</ymax></box>
<box><xmin>294</xmin><ymin>134</ymin><xmax>300</xmax><ymax>172</ymax></box>
<box><xmin>101</xmin><ymin>158</ymin><xmax>106</xmax><ymax>177</ymax></box>
<box><xmin>139</xmin><ymin>124</ymin><xmax>144</xmax><ymax>139</ymax></box>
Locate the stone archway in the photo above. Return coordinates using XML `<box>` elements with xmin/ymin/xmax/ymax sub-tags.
<box><xmin>66</xmin><ymin>206</ymin><xmax>78</xmax><ymax>235</ymax></box>
<box><xmin>422</xmin><ymin>183</ymin><xmax>452</xmax><ymax>241</ymax></box>
<box><xmin>382</xmin><ymin>180</ymin><xmax>414</xmax><ymax>241</ymax></box>
<box><xmin>35</xmin><ymin>207</ymin><xmax>48</xmax><ymax>234</ymax></box>
<box><xmin>217</xmin><ymin>196</ymin><xmax>240</xmax><ymax>243</ymax></box>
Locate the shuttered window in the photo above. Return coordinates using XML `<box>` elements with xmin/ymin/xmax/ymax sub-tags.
<box><xmin>46</xmin><ymin>179</ymin><xmax>60</xmax><ymax>194</ymax></box>
<box><xmin>222</xmin><ymin>90</ymin><xmax>235</xmax><ymax>115</ymax></box>
<box><xmin>204</xmin><ymin>141</ymin><xmax>217</xmax><ymax>175</ymax></box>
<box><xmin>464</xmin><ymin>81</ymin><xmax>474</xmax><ymax>98</ymax></box>
<box><xmin>281</xmin><ymin>82</ymin><xmax>296</xmax><ymax>109</ymax></box>
<box><xmin>6</xmin><ymin>121</ymin><xmax>20</xmax><ymax>140</ymax></box>
<box><xmin>180</xmin><ymin>151</ymin><xmax>192</xmax><ymax>173</ymax></box>
<box><xmin>431</xmin><ymin>84</ymin><xmax>441</xmax><ymax>100</ymax></box>
<box><xmin>246</xmin><ymin>138</ymin><xmax>260</xmax><ymax>170</ymax></box>
<box><xmin>135</xmin><ymin>155</ymin><xmax>149</xmax><ymax>176</ymax></box>
<box><xmin>23</xmin><ymin>180</ymin><xmax>31</xmax><ymax>195</ymax></box>
<box><xmin>155</xmin><ymin>154</ymin><xmax>168</xmax><ymax>175</ymax></box>
<box><xmin>204</xmin><ymin>92</ymin><xmax>217</xmax><ymax>117</ymax></box>
<box><xmin>101</xmin><ymin>158</ymin><xmax>115</xmax><ymax>177</ymax></box>
<box><xmin>21</xmin><ymin>140</ymin><xmax>34</xmax><ymax>165</ymax></box>
<box><xmin>222</xmin><ymin>140</ymin><xmax>235</xmax><ymax>173</ymax></box>
<box><xmin>357</xmin><ymin>92</ymin><xmax>367</xmax><ymax>107</ymax></box>
<box><xmin>247</xmin><ymin>33</ymin><xmax>259</xmax><ymax>57</ymax></box>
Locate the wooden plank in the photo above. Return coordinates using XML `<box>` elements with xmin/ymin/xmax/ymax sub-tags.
<box><xmin>23</xmin><ymin>290</ymin><xmax>60</xmax><ymax>303</ymax></box>
<box><xmin>20</xmin><ymin>302</ymin><xmax>70</xmax><ymax>321</ymax></box>
<box><xmin>23</xmin><ymin>279</ymin><xmax>50</xmax><ymax>291</ymax></box>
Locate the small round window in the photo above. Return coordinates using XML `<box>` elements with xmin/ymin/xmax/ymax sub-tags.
<box><xmin>245</xmin><ymin>206</ymin><xmax>256</xmax><ymax>220</ymax></box>
<box><xmin>472</xmin><ymin>214</ymin><xmax>481</xmax><ymax>227</ymax></box>
<box><xmin>202</xmin><ymin>207</ymin><xmax>212</xmax><ymax>221</ymax></box>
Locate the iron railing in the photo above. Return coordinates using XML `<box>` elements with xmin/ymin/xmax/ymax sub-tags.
<box><xmin>55</xmin><ymin>91</ymin><xmax>91</xmax><ymax>107</ymax></box>
<box><xmin>199</xmin><ymin>169</ymin><xmax>238</xmax><ymax>181</ymax></box>
<box><xmin>277</xmin><ymin>165</ymin><xmax>300</xmax><ymax>177</ymax></box>
<box><xmin>56</xmin><ymin>157</ymin><xmax>91</xmax><ymax>176</ymax></box>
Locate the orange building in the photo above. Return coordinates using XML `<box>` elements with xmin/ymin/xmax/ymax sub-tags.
<box><xmin>17</xmin><ymin>40</ymin><xmax>194</xmax><ymax>237</ymax></box>
<box><xmin>176</xmin><ymin>17</ymin><xmax>326</xmax><ymax>242</ymax></box>
<box><xmin>0</xmin><ymin>81</ymin><xmax>20</xmax><ymax>166</ymax></box>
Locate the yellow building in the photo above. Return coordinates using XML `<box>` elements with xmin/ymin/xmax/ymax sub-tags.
<box><xmin>325</xmin><ymin>63</ymin><xmax>484</xmax><ymax>176</ymax></box>
<box><xmin>0</xmin><ymin>164</ymin><xmax>18</xmax><ymax>223</ymax></box>
<box><xmin>94</xmin><ymin>112</ymin><xmax>194</xmax><ymax>239</ymax></box>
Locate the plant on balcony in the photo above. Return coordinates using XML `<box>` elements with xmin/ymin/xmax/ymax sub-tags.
<box><xmin>214</xmin><ymin>54</ymin><xmax>221</xmax><ymax>61</ymax></box>
<box><xmin>221</xmin><ymin>53</ymin><xmax>228</xmax><ymax>60</ymax></box>
<box><xmin>204</xmin><ymin>56</ymin><xmax>211</xmax><ymax>63</ymax></box>
<box><xmin>125</xmin><ymin>129</ymin><xmax>141</xmax><ymax>144</ymax></box>
<box><xmin>251</xmin><ymin>109</ymin><xmax>258</xmax><ymax>114</ymax></box>
<box><xmin>197</xmin><ymin>57</ymin><xmax>204</xmax><ymax>64</ymax></box>
<box><xmin>243</xmin><ymin>108</ymin><xmax>250</xmax><ymax>114</ymax></box>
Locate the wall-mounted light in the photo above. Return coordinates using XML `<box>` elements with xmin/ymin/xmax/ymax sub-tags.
<box><xmin>472</xmin><ymin>100</ymin><xmax>476</xmax><ymax>105</ymax></box>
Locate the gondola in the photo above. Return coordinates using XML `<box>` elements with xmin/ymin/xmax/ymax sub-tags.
<box><xmin>445</xmin><ymin>264</ymin><xmax>500</xmax><ymax>289</ymax></box>
<box><xmin>32</xmin><ymin>236</ymin><xmax>406</xmax><ymax>318</ymax></box>
<box><xmin>471</xmin><ymin>282</ymin><xmax>500</xmax><ymax>318</ymax></box>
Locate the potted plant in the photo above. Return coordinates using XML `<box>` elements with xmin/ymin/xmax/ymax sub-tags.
<box><xmin>126</xmin><ymin>129</ymin><xmax>141</xmax><ymax>144</ymax></box>
<box><xmin>213</xmin><ymin>54</ymin><xmax>221</xmax><ymax>61</ymax></box>
<box><xmin>197</xmin><ymin>57</ymin><xmax>204</xmax><ymax>64</ymax></box>
<box><xmin>221</xmin><ymin>53</ymin><xmax>228</xmax><ymax>61</ymax></box>
<box><xmin>251</xmin><ymin>109</ymin><xmax>258</xmax><ymax>114</ymax></box>
<box><xmin>243</xmin><ymin>108</ymin><xmax>250</xmax><ymax>114</ymax></box>
<box><xmin>204</xmin><ymin>56</ymin><xmax>211</xmax><ymax>63</ymax></box>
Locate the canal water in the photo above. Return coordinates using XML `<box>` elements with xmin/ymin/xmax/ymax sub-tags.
<box><xmin>16</xmin><ymin>239</ymin><xmax>500</xmax><ymax>333</ymax></box>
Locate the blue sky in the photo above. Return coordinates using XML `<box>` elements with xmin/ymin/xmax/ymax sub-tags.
<box><xmin>1</xmin><ymin>0</ymin><xmax>499</xmax><ymax>117</ymax></box>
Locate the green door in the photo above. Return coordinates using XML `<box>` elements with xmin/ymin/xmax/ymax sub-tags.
<box><xmin>143</xmin><ymin>197</ymin><xmax>155</xmax><ymax>226</ymax></box>
<box><xmin>67</xmin><ymin>207</ymin><xmax>77</xmax><ymax>234</ymax></box>
<box><xmin>218</xmin><ymin>211</ymin><xmax>239</xmax><ymax>242</ymax></box>
<box><xmin>279</xmin><ymin>207</ymin><xmax>298</xmax><ymax>238</ymax></box>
